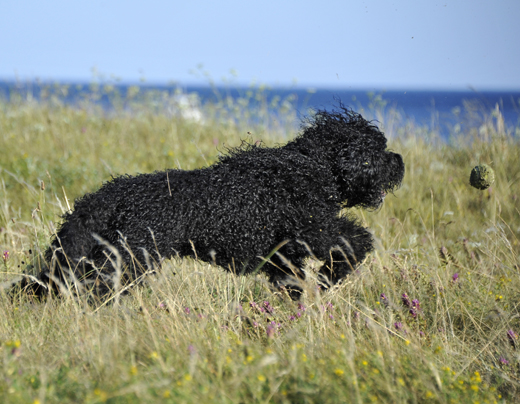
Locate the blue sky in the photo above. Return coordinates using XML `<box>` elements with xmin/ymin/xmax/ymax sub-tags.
<box><xmin>1</xmin><ymin>0</ymin><xmax>519</xmax><ymax>90</ymax></box>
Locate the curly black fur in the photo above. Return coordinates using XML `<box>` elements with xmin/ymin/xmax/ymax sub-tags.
<box><xmin>17</xmin><ymin>106</ymin><xmax>404</xmax><ymax>300</ymax></box>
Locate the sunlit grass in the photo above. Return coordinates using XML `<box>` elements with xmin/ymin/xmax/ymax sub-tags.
<box><xmin>0</xmin><ymin>85</ymin><xmax>519</xmax><ymax>403</ymax></box>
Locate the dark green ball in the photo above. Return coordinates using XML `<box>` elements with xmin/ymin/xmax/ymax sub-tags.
<box><xmin>470</xmin><ymin>164</ymin><xmax>495</xmax><ymax>190</ymax></box>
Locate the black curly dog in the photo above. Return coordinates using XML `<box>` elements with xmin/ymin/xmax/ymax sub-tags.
<box><xmin>18</xmin><ymin>107</ymin><xmax>404</xmax><ymax>300</ymax></box>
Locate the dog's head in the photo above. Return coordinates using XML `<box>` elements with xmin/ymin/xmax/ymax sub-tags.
<box><xmin>298</xmin><ymin>107</ymin><xmax>405</xmax><ymax>209</ymax></box>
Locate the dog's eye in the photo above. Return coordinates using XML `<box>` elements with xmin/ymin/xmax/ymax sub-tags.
<box><xmin>364</xmin><ymin>162</ymin><xmax>369</xmax><ymax>165</ymax></box>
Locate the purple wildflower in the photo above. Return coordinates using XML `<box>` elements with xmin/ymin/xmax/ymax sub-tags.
<box><xmin>188</xmin><ymin>345</ymin><xmax>196</xmax><ymax>355</ymax></box>
<box><xmin>2</xmin><ymin>250</ymin><xmax>9</xmax><ymax>262</ymax></box>
<box><xmin>263</xmin><ymin>301</ymin><xmax>274</xmax><ymax>314</ymax></box>
<box><xmin>394</xmin><ymin>322</ymin><xmax>403</xmax><ymax>331</ymax></box>
<box><xmin>408</xmin><ymin>299</ymin><xmax>421</xmax><ymax>318</ymax></box>
<box><xmin>297</xmin><ymin>303</ymin><xmax>306</xmax><ymax>312</ymax></box>
<box><xmin>507</xmin><ymin>329</ymin><xmax>518</xmax><ymax>346</ymax></box>
<box><xmin>184</xmin><ymin>307</ymin><xmax>191</xmax><ymax>315</ymax></box>
<box><xmin>380</xmin><ymin>293</ymin><xmax>389</xmax><ymax>308</ymax></box>
<box><xmin>326</xmin><ymin>302</ymin><xmax>334</xmax><ymax>310</ymax></box>
<box><xmin>289</xmin><ymin>315</ymin><xmax>296</xmax><ymax>321</ymax></box>
<box><xmin>401</xmin><ymin>293</ymin><xmax>411</xmax><ymax>308</ymax></box>
<box><xmin>296</xmin><ymin>311</ymin><xmax>302</xmax><ymax>318</ymax></box>
<box><xmin>250</xmin><ymin>301</ymin><xmax>265</xmax><ymax>314</ymax></box>
<box><xmin>500</xmin><ymin>357</ymin><xmax>510</xmax><ymax>365</ymax></box>
<box><xmin>452</xmin><ymin>273</ymin><xmax>459</xmax><ymax>282</ymax></box>
<box><xmin>419</xmin><ymin>331</ymin><xmax>426</xmax><ymax>338</ymax></box>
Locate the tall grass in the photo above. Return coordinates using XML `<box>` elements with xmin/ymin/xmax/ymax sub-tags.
<box><xmin>0</xmin><ymin>86</ymin><xmax>519</xmax><ymax>403</ymax></box>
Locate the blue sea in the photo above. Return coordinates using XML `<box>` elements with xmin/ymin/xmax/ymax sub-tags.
<box><xmin>1</xmin><ymin>80</ymin><xmax>519</xmax><ymax>140</ymax></box>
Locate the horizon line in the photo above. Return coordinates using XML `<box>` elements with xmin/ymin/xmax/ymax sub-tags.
<box><xmin>1</xmin><ymin>77</ymin><xmax>520</xmax><ymax>93</ymax></box>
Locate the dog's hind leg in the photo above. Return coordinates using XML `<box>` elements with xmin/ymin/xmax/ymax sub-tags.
<box><xmin>17</xmin><ymin>211</ymin><xmax>113</xmax><ymax>299</ymax></box>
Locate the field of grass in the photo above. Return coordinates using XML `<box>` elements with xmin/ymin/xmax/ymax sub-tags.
<box><xmin>0</xmin><ymin>87</ymin><xmax>519</xmax><ymax>403</ymax></box>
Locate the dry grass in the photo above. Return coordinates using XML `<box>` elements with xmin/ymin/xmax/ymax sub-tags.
<box><xmin>0</xmin><ymin>87</ymin><xmax>519</xmax><ymax>403</ymax></box>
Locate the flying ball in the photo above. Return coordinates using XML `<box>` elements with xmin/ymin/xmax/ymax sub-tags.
<box><xmin>470</xmin><ymin>164</ymin><xmax>495</xmax><ymax>190</ymax></box>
